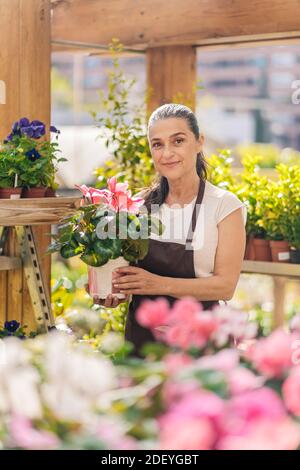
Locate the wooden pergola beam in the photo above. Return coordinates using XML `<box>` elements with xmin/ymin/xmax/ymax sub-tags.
<box><xmin>51</xmin><ymin>0</ymin><xmax>300</xmax><ymax>51</ymax></box>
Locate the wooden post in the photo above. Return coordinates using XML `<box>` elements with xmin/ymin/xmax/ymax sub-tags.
<box><xmin>273</xmin><ymin>276</ymin><xmax>287</xmax><ymax>329</ymax></box>
<box><xmin>146</xmin><ymin>46</ymin><xmax>197</xmax><ymax>115</ymax></box>
<box><xmin>0</xmin><ymin>0</ymin><xmax>51</xmax><ymax>331</ymax></box>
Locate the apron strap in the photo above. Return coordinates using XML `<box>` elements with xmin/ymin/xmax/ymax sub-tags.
<box><xmin>186</xmin><ymin>179</ymin><xmax>205</xmax><ymax>248</ymax></box>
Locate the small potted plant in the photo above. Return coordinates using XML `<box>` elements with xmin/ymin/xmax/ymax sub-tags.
<box><xmin>48</xmin><ymin>177</ymin><xmax>163</xmax><ymax>299</ymax></box>
<box><xmin>0</xmin><ymin>145</ymin><xmax>22</xmax><ymax>199</ymax></box>
<box><xmin>1</xmin><ymin>118</ymin><xmax>65</xmax><ymax>198</ymax></box>
<box><xmin>281</xmin><ymin>165</ymin><xmax>300</xmax><ymax>264</ymax></box>
<box><xmin>237</xmin><ymin>155</ymin><xmax>272</xmax><ymax>261</ymax></box>
<box><xmin>261</xmin><ymin>168</ymin><xmax>292</xmax><ymax>263</ymax></box>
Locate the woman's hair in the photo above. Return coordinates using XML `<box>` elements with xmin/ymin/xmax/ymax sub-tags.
<box><xmin>142</xmin><ymin>103</ymin><xmax>208</xmax><ymax>210</ymax></box>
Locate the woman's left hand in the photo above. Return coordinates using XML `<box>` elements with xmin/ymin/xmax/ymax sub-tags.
<box><xmin>112</xmin><ymin>266</ymin><xmax>165</xmax><ymax>295</ymax></box>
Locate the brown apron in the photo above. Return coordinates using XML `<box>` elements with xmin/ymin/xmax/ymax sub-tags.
<box><xmin>124</xmin><ymin>179</ymin><xmax>219</xmax><ymax>357</ymax></box>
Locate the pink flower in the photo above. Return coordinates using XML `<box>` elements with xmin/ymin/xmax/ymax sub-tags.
<box><xmin>10</xmin><ymin>415</ymin><xmax>59</xmax><ymax>450</ymax></box>
<box><xmin>107</xmin><ymin>176</ymin><xmax>144</xmax><ymax>214</ymax></box>
<box><xmin>136</xmin><ymin>298</ymin><xmax>171</xmax><ymax>329</ymax></box>
<box><xmin>245</xmin><ymin>329</ymin><xmax>299</xmax><ymax>378</ymax></box>
<box><xmin>160</xmin><ymin>389</ymin><xmax>225</xmax><ymax>424</ymax></box>
<box><xmin>163</xmin><ymin>352</ymin><xmax>193</xmax><ymax>375</ymax></box>
<box><xmin>165</xmin><ymin>312</ymin><xmax>219</xmax><ymax>351</ymax></box>
<box><xmin>196</xmin><ymin>349</ymin><xmax>239</xmax><ymax>372</ymax></box>
<box><xmin>159</xmin><ymin>416</ymin><xmax>216</xmax><ymax>450</ymax></box>
<box><xmin>228</xmin><ymin>367</ymin><xmax>265</xmax><ymax>395</ymax></box>
<box><xmin>170</xmin><ymin>297</ymin><xmax>203</xmax><ymax>323</ymax></box>
<box><xmin>219</xmin><ymin>388</ymin><xmax>286</xmax><ymax>437</ymax></box>
<box><xmin>75</xmin><ymin>184</ymin><xmax>111</xmax><ymax>205</ymax></box>
<box><xmin>218</xmin><ymin>418</ymin><xmax>300</xmax><ymax>450</ymax></box>
<box><xmin>282</xmin><ymin>366</ymin><xmax>300</xmax><ymax>417</ymax></box>
<box><xmin>158</xmin><ymin>389</ymin><xmax>225</xmax><ymax>449</ymax></box>
<box><xmin>76</xmin><ymin>178</ymin><xmax>145</xmax><ymax>214</ymax></box>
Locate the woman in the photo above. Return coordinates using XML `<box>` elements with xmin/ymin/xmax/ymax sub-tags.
<box><xmin>93</xmin><ymin>103</ymin><xmax>247</xmax><ymax>357</ymax></box>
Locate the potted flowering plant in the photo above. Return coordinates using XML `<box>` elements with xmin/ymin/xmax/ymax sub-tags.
<box><xmin>0</xmin><ymin>117</ymin><xmax>65</xmax><ymax>198</ymax></box>
<box><xmin>48</xmin><ymin>177</ymin><xmax>163</xmax><ymax>299</ymax></box>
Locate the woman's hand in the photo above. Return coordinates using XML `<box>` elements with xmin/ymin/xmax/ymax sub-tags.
<box><xmin>85</xmin><ymin>284</ymin><xmax>130</xmax><ymax>307</ymax></box>
<box><xmin>112</xmin><ymin>266</ymin><xmax>165</xmax><ymax>295</ymax></box>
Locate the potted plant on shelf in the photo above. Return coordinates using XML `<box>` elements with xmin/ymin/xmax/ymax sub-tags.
<box><xmin>0</xmin><ymin>118</ymin><xmax>65</xmax><ymax>198</ymax></box>
<box><xmin>47</xmin><ymin>177</ymin><xmax>163</xmax><ymax>300</ymax></box>
<box><xmin>0</xmin><ymin>145</ymin><xmax>22</xmax><ymax>199</ymax></box>
<box><xmin>261</xmin><ymin>165</ymin><xmax>293</xmax><ymax>263</ymax></box>
<box><xmin>278</xmin><ymin>164</ymin><xmax>300</xmax><ymax>264</ymax></box>
<box><xmin>237</xmin><ymin>154</ymin><xmax>271</xmax><ymax>261</ymax></box>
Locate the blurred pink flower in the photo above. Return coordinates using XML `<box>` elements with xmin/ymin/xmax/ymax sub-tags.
<box><xmin>196</xmin><ymin>349</ymin><xmax>239</xmax><ymax>372</ymax></box>
<box><xmin>136</xmin><ymin>298</ymin><xmax>171</xmax><ymax>330</ymax></box>
<box><xmin>160</xmin><ymin>389</ymin><xmax>225</xmax><ymax>424</ymax></box>
<box><xmin>218</xmin><ymin>418</ymin><xmax>300</xmax><ymax>450</ymax></box>
<box><xmin>10</xmin><ymin>415</ymin><xmax>59</xmax><ymax>450</ymax></box>
<box><xmin>228</xmin><ymin>367</ymin><xmax>265</xmax><ymax>395</ymax></box>
<box><xmin>282</xmin><ymin>366</ymin><xmax>300</xmax><ymax>417</ymax></box>
<box><xmin>159</xmin><ymin>416</ymin><xmax>215</xmax><ymax>450</ymax></box>
<box><xmin>170</xmin><ymin>297</ymin><xmax>203</xmax><ymax>323</ymax></box>
<box><xmin>219</xmin><ymin>388</ymin><xmax>286</xmax><ymax>437</ymax></box>
<box><xmin>165</xmin><ymin>313</ymin><xmax>219</xmax><ymax>350</ymax></box>
<box><xmin>245</xmin><ymin>329</ymin><xmax>299</xmax><ymax>378</ymax></box>
<box><xmin>163</xmin><ymin>352</ymin><xmax>193</xmax><ymax>375</ymax></box>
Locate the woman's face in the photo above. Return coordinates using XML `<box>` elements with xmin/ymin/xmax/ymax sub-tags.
<box><xmin>148</xmin><ymin>117</ymin><xmax>203</xmax><ymax>180</ymax></box>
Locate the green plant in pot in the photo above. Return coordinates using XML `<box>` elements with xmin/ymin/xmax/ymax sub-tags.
<box><xmin>276</xmin><ymin>164</ymin><xmax>300</xmax><ymax>264</ymax></box>
<box><xmin>235</xmin><ymin>154</ymin><xmax>271</xmax><ymax>261</ymax></box>
<box><xmin>0</xmin><ymin>118</ymin><xmax>66</xmax><ymax>198</ymax></box>
<box><xmin>0</xmin><ymin>145</ymin><xmax>23</xmax><ymax>199</ymax></box>
<box><xmin>260</xmin><ymin>164</ymin><xmax>298</xmax><ymax>263</ymax></box>
<box><xmin>47</xmin><ymin>177</ymin><xmax>163</xmax><ymax>300</ymax></box>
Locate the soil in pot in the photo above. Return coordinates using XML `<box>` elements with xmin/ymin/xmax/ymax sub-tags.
<box><xmin>22</xmin><ymin>187</ymin><xmax>47</xmax><ymax>198</ymax></box>
<box><xmin>88</xmin><ymin>256</ymin><xmax>129</xmax><ymax>300</ymax></box>
<box><xmin>244</xmin><ymin>236</ymin><xmax>255</xmax><ymax>260</ymax></box>
<box><xmin>290</xmin><ymin>248</ymin><xmax>300</xmax><ymax>264</ymax></box>
<box><xmin>270</xmin><ymin>240</ymin><xmax>290</xmax><ymax>263</ymax></box>
<box><xmin>0</xmin><ymin>188</ymin><xmax>22</xmax><ymax>199</ymax></box>
<box><xmin>253</xmin><ymin>238</ymin><xmax>272</xmax><ymax>261</ymax></box>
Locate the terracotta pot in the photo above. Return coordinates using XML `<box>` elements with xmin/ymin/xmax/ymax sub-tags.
<box><xmin>88</xmin><ymin>256</ymin><xmax>129</xmax><ymax>300</ymax></box>
<box><xmin>270</xmin><ymin>240</ymin><xmax>290</xmax><ymax>263</ymax></box>
<box><xmin>45</xmin><ymin>187</ymin><xmax>56</xmax><ymax>197</ymax></box>
<box><xmin>22</xmin><ymin>187</ymin><xmax>47</xmax><ymax>198</ymax></box>
<box><xmin>253</xmin><ymin>238</ymin><xmax>272</xmax><ymax>261</ymax></box>
<box><xmin>0</xmin><ymin>187</ymin><xmax>22</xmax><ymax>199</ymax></box>
<box><xmin>244</xmin><ymin>236</ymin><xmax>255</xmax><ymax>260</ymax></box>
<box><xmin>290</xmin><ymin>248</ymin><xmax>300</xmax><ymax>264</ymax></box>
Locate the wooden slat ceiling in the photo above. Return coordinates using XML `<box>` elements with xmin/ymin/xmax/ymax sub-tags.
<box><xmin>51</xmin><ymin>0</ymin><xmax>300</xmax><ymax>53</ymax></box>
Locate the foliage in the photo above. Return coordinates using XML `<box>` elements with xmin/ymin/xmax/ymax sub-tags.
<box><xmin>48</xmin><ymin>178</ymin><xmax>163</xmax><ymax>267</ymax></box>
<box><xmin>1</xmin><ymin>301</ymin><xmax>300</xmax><ymax>450</ymax></box>
<box><xmin>0</xmin><ymin>118</ymin><xmax>66</xmax><ymax>189</ymax></box>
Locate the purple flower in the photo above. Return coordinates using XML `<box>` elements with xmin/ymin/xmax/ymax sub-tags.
<box><xmin>30</xmin><ymin>120</ymin><xmax>46</xmax><ymax>139</ymax></box>
<box><xmin>50</xmin><ymin>125</ymin><xmax>60</xmax><ymax>134</ymax></box>
<box><xmin>25</xmin><ymin>148</ymin><xmax>41</xmax><ymax>162</ymax></box>
<box><xmin>4</xmin><ymin>320</ymin><xmax>20</xmax><ymax>332</ymax></box>
<box><xmin>6</xmin><ymin>117</ymin><xmax>46</xmax><ymax>141</ymax></box>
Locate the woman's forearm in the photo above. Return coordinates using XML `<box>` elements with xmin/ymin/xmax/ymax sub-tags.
<box><xmin>162</xmin><ymin>275</ymin><xmax>234</xmax><ymax>301</ymax></box>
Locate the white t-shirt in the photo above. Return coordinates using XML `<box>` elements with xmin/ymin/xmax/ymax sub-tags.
<box><xmin>149</xmin><ymin>181</ymin><xmax>247</xmax><ymax>278</ymax></box>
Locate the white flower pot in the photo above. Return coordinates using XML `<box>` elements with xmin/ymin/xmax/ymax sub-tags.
<box><xmin>88</xmin><ymin>256</ymin><xmax>129</xmax><ymax>299</ymax></box>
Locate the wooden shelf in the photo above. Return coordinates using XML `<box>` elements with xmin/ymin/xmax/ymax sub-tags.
<box><xmin>0</xmin><ymin>256</ymin><xmax>22</xmax><ymax>271</ymax></box>
<box><xmin>0</xmin><ymin>197</ymin><xmax>81</xmax><ymax>226</ymax></box>
<box><xmin>242</xmin><ymin>260</ymin><xmax>300</xmax><ymax>279</ymax></box>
